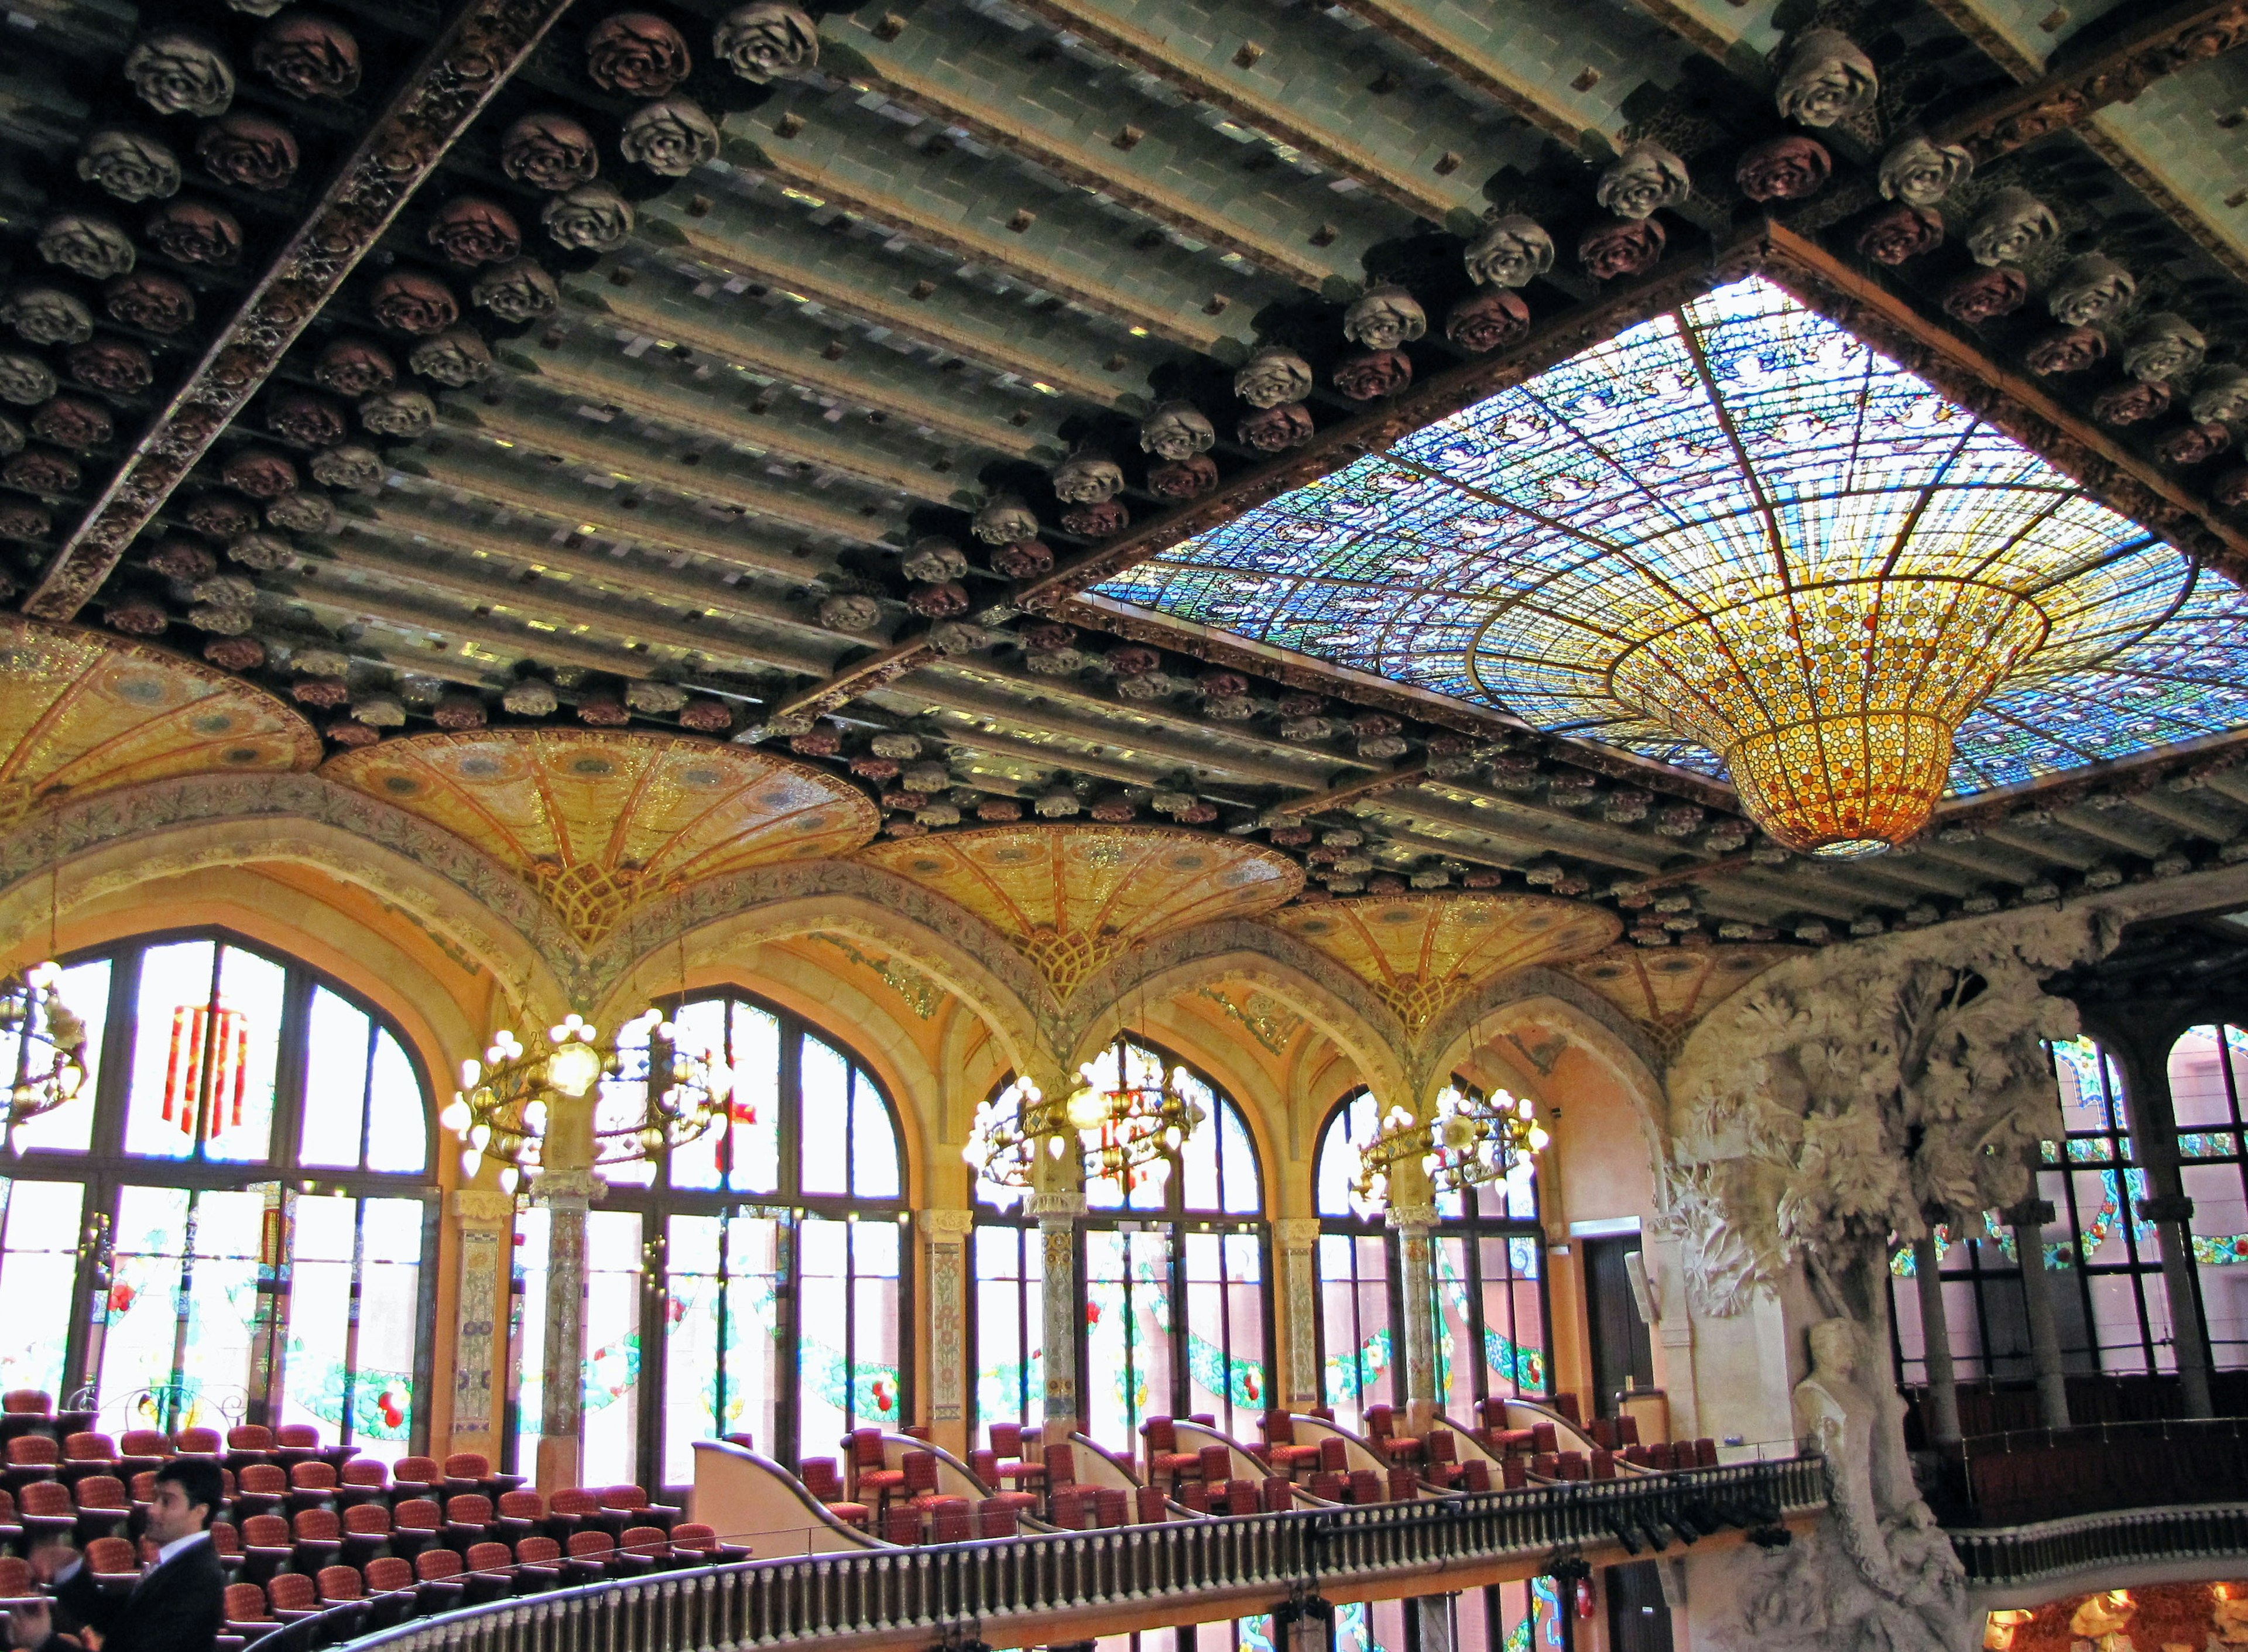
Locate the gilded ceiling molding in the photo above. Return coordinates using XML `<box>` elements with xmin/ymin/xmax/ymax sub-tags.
<box><xmin>0</xmin><ymin>776</ymin><xmax>572</xmax><ymax>1008</ymax></box>
<box><xmin>22</xmin><ymin>0</ymin><xmax>585</xmax><ymax>620</ymax></box>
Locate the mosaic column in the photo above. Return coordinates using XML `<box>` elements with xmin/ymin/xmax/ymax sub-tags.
<box><xmin>447</xmin><ymin>1189</ymin><xmax>516</xmax><ymax>1459</ymax></box>
<box><xmin>2005</xmin><ymin>1192</ymin><xmax>2071</xmax><ymax>1430</ymax></box>
<box><xmin>921</xmin><ymin>1208</ymin><xmax>976</xmax><ymax>1435</ymax></box>
<box><xmin>1909</xmin><ymin>1236</ymin><xmax>1962</xmax><ymax>1446</ymax></box>
<box><xmin>1273</xmin><ymin>1218</ymin><xmax>1322</xmax><ymax>1411</ymax></box>
<box><xmin>1390</xmin><ymin>1201</ymin><xmax>1439</xmax><ymax>1417</ymax></box>
<box><xmin>533</xmin><ymin>1168</ymin><xmax>601</xmax><ymax>1492</ymax></box>
<box><xmin>1029</xmin><ymin>1190</ymin><xmax>1086</xmax><ymax>1435</ymax></box>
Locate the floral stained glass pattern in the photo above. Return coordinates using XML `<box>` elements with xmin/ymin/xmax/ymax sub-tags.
<box><xmin>1103</xmin><ymin>277</ymin><xmax>2248</xmax><ymax>816</ymax></box>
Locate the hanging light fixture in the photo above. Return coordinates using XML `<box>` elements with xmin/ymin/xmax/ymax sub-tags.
<box><xmin>1345</xmin><ymin>1084</ymin><xmax>1549</xmax><ymax>1208</ymax></box>
<box><xmin>441</xmin><ymin>1008</ymin><xmax>734</xmax><ymax>1192</ymax></box>
<box><xmin>0</xmin><ymin>962</ymin><xmax>88</xmax><ymax>1146</ymax></box>
<box><xmin>964</xmin><ymin>1044</ymin><xmax>1208</xmax><ymax>1202</ymax></box>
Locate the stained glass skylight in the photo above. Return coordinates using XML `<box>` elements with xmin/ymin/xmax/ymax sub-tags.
<box><xmin>1101</xmin><ymin>276</ymin><xmax>2248</xmax><ymax>852</ymax></box>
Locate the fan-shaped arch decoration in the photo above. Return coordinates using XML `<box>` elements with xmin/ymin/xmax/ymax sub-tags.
<box><xmin>0</xmin><ymin>615</ymin><xmax>319</xmax><ymax>829</ymax></box>
<box><xmin>1267</xmin><ymin>893</ymin><xmax>1620</xmax><ymax>1031</ymax></box>
<box><xmin>854</xmin><ymin>825</ymin><xmax>1303</xmax><ymax>1000</ymax></box>
<box><xmin>322</xmin><ymin>729</ymin><xmax>879</xmax><ymax>945</ymax></box>
<box><xmin>1567</xmin><ymin>942</ymin><xmax>1801</xmax><ymax>1038</ymax></box>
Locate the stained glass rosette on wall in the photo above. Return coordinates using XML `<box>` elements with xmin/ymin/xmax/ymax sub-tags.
<box><xmin>1103</xmin><ymin>276</ymin><xmax>2248</xmax><ymax>855</ymax></box>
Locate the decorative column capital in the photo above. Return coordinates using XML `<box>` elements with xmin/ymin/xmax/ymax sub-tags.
<box><xmin>532</xmin><ymin>1168</ymin><xmax>604</xmax><ymax>1210</ymax></box>
<box><xmin>2002</xmin><ymin>1198</ymin><xmax>2057</xmax><ymax>1228</ymax></box>
<box><xmin>1027</xmin><ymin>1191</ymin><xmax>1088</xmax><ymax>1221</ymax></box>
<box><xmin>920</xmin><ymin>1207</ymin><xmax>976</xmax><ymax>1243</ymax></box>
<box><xmin>1386</xmin><ymin>1202</ymin><xmax>1439</xmax><ymax>1232</ymax></box>
<box><xmin>1273</xmin><ymin>1217</ymin><xmax>1322</xmax><ymax>1253</ymax></box>
<box><xmin>2135</xmin><ymin>1194</ymin><xmax>2196</xmax><ymax>1224</ymax></box>
<box><xmin>450</xmin><ymin>1189</ymin><xmax>516</xmax><ymax>1225</ymax></box>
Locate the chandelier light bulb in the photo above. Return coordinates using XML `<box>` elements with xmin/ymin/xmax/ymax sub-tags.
<box><xmin>1529</xmin><ymin>1126</ymin><xmax>1551</xmax><ymax>1151</ymax></box>
<box><xmin>460</xmin><ymin>1147</ymin><xmax>483</xmax><ymax>1178</ymax></box>
<box><xmin>1064</xmin><ymin>1085</ymin><xmax>1108</xmax><ymax>1132</ymax></box>
<box><xmin>1048</xmin><ymin>1134</ymin><xmax>1067</xmax><ymax>1159</ymax></box>
<box><xmin>468</xmin><ymin>1123</ymin><xmax>491</xmax><ymax>1149</ymax></box>
<box><xmin>439</xmin><ymin>1097</ymin><xmax>472</xmax><ymax>1135</ymax></box>
<box><xmin>708</xmin><ymin>1112</ymin><xmax>729</xmax><ymax>1139</ymax></box>
<box><xmin>459</xmin><ymin>1058</ymin><xmax>482</xmax><ymax>1089</ymax></box>
<box><xmin>546</xmin><ymin>1039</ymin><xmax>604</xmax><ymax>1098</ymax></box>
<box><xmin>522</xmin><ymin>1098</ymin><xmax>547</xmax><ymax>1132</ymax></box>
<box><xmin>497</xmin><ymin>1166</ymin><xmax>519</xmax><ymax>1194</ymax></box>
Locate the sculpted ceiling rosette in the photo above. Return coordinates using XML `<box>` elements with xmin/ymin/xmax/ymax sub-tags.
<box><xmin>0</xmin><ymin>615</ymin><xmax>319</xmax><ymax>828</ymax></box>
<box><xmin>1267</xmin><ymin>893</ymin><xmax>1620</xmax><ymax>1032</ymax></box>
<box><xmin>322</xmin><ymin>729</ymin><xmax>878</xmax><ymax>946</ymax></box>
<box><xmin>855</xmin><ymin>824</ymin><xmax>1303</xmax><ymax>1000</ymax></box>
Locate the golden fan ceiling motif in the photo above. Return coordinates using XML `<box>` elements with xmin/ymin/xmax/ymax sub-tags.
<box><xmin>855</xmin><ymin>825</ymin><xmax>1304</xmax><ymax>999</ymax></box>
<box><xmin>1567</xmin><ymin>943</ymin><xmax>1801</xmax><ymax>1034</ymax></box>
<box><xmin>1270</xmin><ymin>893</ymin><xmax>1622</xmax><ymax>1031</ymax></box>
<box><xmin>323</xmin><ymin>729</ymin><xmax>879</xmax><ymax>945</ymax></box>
<box><xmin>0</xmin><ymin>617</ymin><xmax>319</xmax><ymax>830</ymax></box>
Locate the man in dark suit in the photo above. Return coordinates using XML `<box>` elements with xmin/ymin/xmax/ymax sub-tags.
<box><xmin>6</xmin><ymin>1456</ymin><xmax>226</xmax><ymax>1652</ymax></box>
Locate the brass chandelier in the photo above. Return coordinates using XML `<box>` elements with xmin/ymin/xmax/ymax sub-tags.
<box><xmin>0</xmin><ymin>962</ymin><xmax>88</xmax><ymax>1146</ymax></box>
<box><xmin>441</xmin><ymin>1009</ymin><xmax>734</xmax><ymax>1192</ymax></box>
<box><xmin>965</xmin><ymin>1051</ymin><xmax>1207</xmax><ymax>1204</ymax></box>
<box><xmin>1346</xmin><ymin>1084</ymin><xmax>1549</xmax><ymax>1208</ymax></box>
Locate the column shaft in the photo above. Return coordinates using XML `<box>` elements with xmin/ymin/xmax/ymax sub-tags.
<box><xmin>533</xmin><ymin>1171</ymin><xmax>598</xmax><ymax>1492</ymax></box>
<box><xmin>2113</xmin><ymin>1030</ymin><xmax>2214</xmax><ymax>1418</ymax></box>
<box><xmin>1032</xmin><ymin>1191</ymin><xmax>1085</xmax><ymax>1435</ymax></box>
<box><xmin>1911</xmin><ymin>1237</ymin><xmax>1962</xmax><ymax>1447</ymax></box>
<box><xmin>1274</xmin><ymin>1218</ymin><xmax>1322</xmax><ymax>1411</ymax></box>
<box><xmin>1392</xmin><ymin>1204</ymin><xmax>1438</xmax><ymax>1414</ymax></box>
<box><xmin>2007</xmin><ymin>1198</ymin><xmax>2071</xmax><ymax>1430</ymax></box>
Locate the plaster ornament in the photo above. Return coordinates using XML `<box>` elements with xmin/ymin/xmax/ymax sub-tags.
<box><xmin>0</xmin><ymin>355</ymin><xmax>54</xmax><ymax>406</ymax></box>
<box><xmin>2191</xmin><ymin>365</ymin><xmax>2248</xmax><ymax>427</ymax></box>
<box><xmin>622</xmin><ymin>97</ymin><xmax>721</xmax><ymax>176</ymax></box>
<box><xmin>1941</xmin><ymin>264</ymin><xmax>2027</xmax><ymax>325</ymax></box>
<box><xmin>817</xmin><ymin>592</ymin><xmax>882</xmax><ymax>633</ymax></box>
<box><xmin>1595</xmin><ymin>142</ymin><xmax>1690</xmax><ymax>221</ymax></box>
<box><xmin>409</xmin><ymin>329</ymin><xmax>493</xmax><ymax>388</ymax></box>
<box><xmin>1023</xmin><ymin>646</ymin><xmax>1083</xmax><ymax>676</ymax></box>
<box><xmin>869</xmin><ymin>732</ymin><xmax>921</xmax><ymax>760</ymax></box>
<box><xmin>125</xmin><ymin>29</ymin><xmax>235</xmax><ymax>117</ymax></box>
<box><xmin>901</xmin><ymin>537</ymin><xmax>969</xmax><ymax>582</ymax></box>
<box><xmin>145</xmin><ymin>198</ymin><xmax>242</xmax><ymax>267</ymax></box>
<box><xmin>314</xmin><ymin>337</ymin><xmax>396</xmax><ymax>397</ymax></box>
<box><xmin>1089</xmin><ymin>797</ymin><xmax>1136</xmax><ymax>822</ymax></box>
<box><xmin>266</xmin><ymin>390</ymin><xmax>348</xmax><ymax>448</ymax></box>
<box><xmin>105</xmin><ymin>598</ymin><xmax>169</xmax><ymax>635</ymax></box>
<box><xmin>1774</xmin><ymin>28</ymin><xmax>1878</xmax><ymax>128</ymax></box>
<box><xmin>204</xmin><ymin>636</ymin><xmax>266</xmax><ymax>670</ymax></box>
<box><xmin>30</xmin><ymin>397</ymin><xmax>110</xmax><ymax>451</ymax></box>
<box><xmin>1877</xmin><ymin>136</ymin><xmax>1971</xmax><ymax>207</ymax></box>
<box><xmin>1851</xmin><ymin>201</ymin><xmax>1942</xmax><ymax>263</ymax></box>
<box><xmin>1965</xmin><ymin>187</ymin><xmax>2058</xmax><ymax>268</ymax></box>
<box><xmin>369</xmin><ymin>270</ymin><xmax>460</xmax><ymax>337</ymax></box>
<box><xmin>0</xmin><ymin>412</ymin><xmax>22</xmax><ymax>458</ymax></box>
<box><xmin>1114</xmin><ymin>670</ymin><xmax>1173</xmax><ymax>700</ymax></box>
<box><xmin>1148</xmin><ymin>454</ymin><xmax>1219</xmax><ymax>498</ymax></box>
<box><xmin>502</xmin><ymin>678</ymin><xmax>559</xmax><ymax>716</ymax></box>
<box><xmin>2216</xmin><ymin>467</ymin><xmax>2248</xmax><ymax>509</ymax></box>
<box><xmin>501</xmin><ymin>114</ymin><xmax>601</xmax><ymax>192</ymax></box>
<box><xmin>1049</xmin><ymin>450</ymin><xmax>1124</xmax><ymax>504</ymax></box>
<box><xmin>77</xmin><ymin>130</ymin><xmax>181</xmax><ymax>202</ymax></box>
<box><xmin>105</xmin><ymin>270</ymin><xmax>195</xmax><ymax>335</ymax></box>
<box><xmin>191</xmin><ymin>573</ymin><xmax>256</xmax><ymax>608</ymax></box>
<box><xmin>714</xmin><ymin>3</ymin><xmax>818</xmax><ymax>81</ymax></box>
<box><xmin>679</xmin><ymin>700</ymin><xmax>733</xmax><ymax>732</ymax></box>
<box><xmin>427</xmin><ymin>197</ymin><xmax>521</xmax><ymax>266</ymax></box>
<box><xmin>924</xmin><ymin>619</ymin><xmax>991</xmax><ymax>653</ymax></box>
<box><xmin>1578</xmin><ymin>216</ymin><xmax>1664</xmax><ymax>282</ymax></box>
<box><xmin>266</xmin><ymin>491</ymin><xmax>338</xmax><ymax>534</ymax></box>
<box><xmin>1233</xmin><ymin>344</ymin><xmax>1313</xmax><ymax>409</ymax></box>
<box><xmin>577</xmin><ymin>695</ymin><xmax>630</xmax><ymax>727</ymax></box>
<box><xmin>470</xmin><ymin>258</ymin><xmax>560</xmax><ymax>324</ymax></box>
<box><xmin>1104</xmin><ymin>645</ymin><xmax>1161</xmax><ymax>677</ymax></box>
<box><xmin>252</xmin><ymin>14</ymin><xmax>361</xmax><ymax>100</ymax></box>
<box><xmin>188</xmin><ymin>601</ymin><xmax>256</xmax><ymax>635</ymax></box>
<box><xmin>185</xmin><ymin>494</ymin><xmax>258</xmax><ymax>537</ymax></box>
<box><xmin>221</xmin><ymin>450</ymin><xmax>298</xmax><ymax>499</ymax></box>
<box><xmin>971</xmin><ymin>495</ymin><xmax>1039</xmax><ymax>544</ymax></box>
<box><xmin>1334</xmin><ymin>349</ymin><xmax>1411</xmax><ymax>400</ymax></box>
<box><xmin>1237</xmin><ymin>401</ymin><xmax>1314</xmax><ymax>452</ymax></box>
<box><xmin>290</xmin><ymin>647</ymin><xmax>351</xmax><ymax>678</ymax></box>
<box><xmin>351</xmin><ymin>694</ymin><xmax>406</xmax><ymax>728</ymax></box>
<box><xmin>1138</xmin><ymin>400</ymin><xmax>1215</xmax><ymax>460</ymax></box>
<box><xmin>2023</xmin><ymin>325</ymin><xmax>2106</xmax><ymax>375</ymax></box>
<box><xmin>587</xmin><ymin>12</ymin><xmax>691</xmax><ymax>94</ymax></box>
<box><xmin>1463</xmin><ymin>213</ymin><xmax>1553</xmax><ymax>288</ymax></box>
<box><xmin>359</xmin><ymin>388</ymin><xmax>438</xmax><ymax>437</ymax></box>
<box><xmin>2158</xmin><ymin>422</ymin><xmax>2232</xmax><ymax>467</ymax></box>
<box><xmin>914</xmin><ymin>801</ymin><xmax>961</xmax><ymax>827</ymax></box>
<box><xmin>1736</xmin><ymin>133</ymin><xmax>1830</xmax><ymax>202</ymax></box>
<box><xmin>227</xmin><ymin>531</ymin><xmax>296</xmax><ymax>569</ymax></box>
<box><xmin>906</xmin><ymin>580</ymin><xmax>969</xmax><ymax>618</ymax></box>
<box><xmin>1061</xmin><ymin>499</ymin><xmax>1127</xmax><ymax>536</ymax></box>
<box><xmin>197</xmin><ymin>113</ymin><xmax>300</xmax><ymax>191</ymax></box>
<box><xmin>431</xmin><ymin>694</ymin><xmax>487</xmax><ymax>730</ymax></box>
<box><xmin>1279</xmin><ymin>714</ymin><xmax>1333</xmax><ymax>741</ymax></box>
<box><xmin>623</xmin><ymin>680</ymin><xmax>689</xmax><ymax>715</ymax></box>
<box><xmin>325</xmin><ymin>718</ymin><xmax>379</xmax><ymax>747</ymax></box>
<box><xmin>67</xmin><ymin>340</ymin><xmax>152</xmax><ymax>395</ymax></box>
<box><xmin>2</xmin><ymin>288</ymin><xmax>92</xmax><ymax>347</ymax></box>
<box><xmin>2045</xmin><ymin>253</ymin><xmax>2134</xmax><ymax>327</ymax></box>
<box><xmin>1035</xmin><ymin>788</ymin><xmax>1081</xmax><ymax>818</ymax></box>
<box><xmin>900</xmin><ymin>760</ymin><xmax>950</xmax><ymax>792</ymax></box>
<box><xmin>988</xmin><ymin>537</ymin><xmax>1053</xmax><ymax>578</ymax></box>
<box><xmin>37</xmin><ymin>214</ymin><xmax>134</xmax><ymax>280</ymax></box>
<box><xmin>543</xmin><ymin>184</ymin><xmax>635</xmax><ymax>252</ymax></box>
<box><xmin>1342</xmin><ymin>285</ymin><xmax>1427</xmax><ymax>350</ymax></box>
<box><xmin>2123</xmin><ymin>312</ymin><xmax>2206</xmax><ymax>383</ymax></box>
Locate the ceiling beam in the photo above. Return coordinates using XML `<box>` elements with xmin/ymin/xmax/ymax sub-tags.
<box><xmin>1270</xmin><ymin>764</ymin><xmax>1430</xmax><ymax>816</ymax></box>
<box><xmin>22</xmin><ymin>0</ymin><xmax>580</xmax><ymax>619</ymax></box>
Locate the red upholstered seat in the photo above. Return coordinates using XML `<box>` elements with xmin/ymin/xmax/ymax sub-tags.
<box><xmin>462</xmin><ymin>1541</ymin><xmax>512</xmax><ymax>1579</ymax></box>
<box><xmin>1365</xmin><ymin>1406</ymin><xmax>1422</xmax><ymax>1464</ymax></box>
<box><xmin>1</xmin><ymin>1391</ymin><xmax>50</xmax><ymax>1415</ymax></box>
<box><xmin>847</xmin><ymin>1428</ymin><xmax>904</xmax><ymax>1507</ymax></box>
<box><xmin>1501</xmin><ymin>1456</ymin><xmax>1526</xmax><ymax>1490</ymax></box>
<box><xmin>83</xmin><ymin>1536</ymin><xmax>138</xmax><ymax>1584</ymax></box>
<box><xmin>1261</xmin><ymin>1476</ymin><xmax>1293</xmax><ymax>1513</ymax></box>
<box><xmin>1347</xmin><ymin>1469</ymin><xmax>1383</xmax><ymax>1504</ymax></box>
<box><xmin>0</xmin><ymin>1555</ymin><xmax>32</xmax><ymax>1598</ymax></box>
<box><xmin>173</xmin><ymin>1428</ymin><xmax>222</xmax><ymax>1458</ymax></box>
<box><xmin>1046</xmin><ymin>1488</ymin><xmax>1087</xmax><ymax>1529</ymax></box>
<box><xmin>1308</xmin><ymin>1471</ymin><xmax>1345</xmax><ymax>1502</ymax></box>
<box><xmin>390</xmin><ymin>1456</ymin><xmax>441</xmax><ymax>1496</ymax></box>
<box><xmin>364</xmin><ymin>1555</ymin><xmax>414</xmax><ymax>1596</ymax></box>
<box><xmin>1140</xmin><ymin>1417</ymin><xmax>1201</xmax><ymax>1489</ymax></box>
<box><xmin>515</xmin><ymin>1535</ymin><xmax>563</xmax><ymax>1586</ymax></box>
<box><xmin>315</xmin><ymin>1564</ymin><xmax>362</xmax><ymax>1603</ymax></box>
<box><xmin>1459</xmin><ymin>1459</ymin><xmax>1493</xmax><ymax>1493</ymax></box>
<box><xmin>222</xmin><ymin>1581</ymin><xmax>272</xmax><ymax>1629</ymax></box>
<box><xmin>1135</xmin><ymin>1483</ymin><xmax>1167</xmax><ymax>1524</ymax></box>
<box><xmin>881</xmin><ymin>1505</ymin><xmax>921</xmax><ymax>1544</ymax></box>
<box><xmin>1386</xmin><ymin>1467</ymin><xmax>1418</xmax><ymax>1501</ymax></box>
<box><xmin>927</xmin><ymin>1497</ymin><xmax>973</xmax><ymax>1544</ymax></box>
<box><xmin>977</xmin><ymin>1500</ymin><xmax>1019</xmax><ymax>1538</ymax></box>
<box><xmin>1256</xmin><ymin>1414</ymin><xmax>1319</xmax><ymax>1472</ymax></box>
<box><xmin>902</xmin><ymin>1451</ymin><xmax>943</xmax><ymax>1507</ymax></box>
<box><xmin>617</xmin><ymin>1524</ymin><xmax>667</xmax><ymax>1571</ymax></box>
<box><xmin>1317</xmin><ymin>1437</ymin><xmax>1347</xmax><ymax>1475</ymax></box>
<box><xmin>264</xmin><ymin>1572</ymin><xmax>318</xmax><ymax>1620</ymax></box>
<box><xmin>1197</xmin><ymin>1444</ymin><xmax>1230</xmax><ymax>1488</ymax></box>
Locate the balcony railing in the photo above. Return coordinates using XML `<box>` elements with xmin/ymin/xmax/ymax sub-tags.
<box><xmin>287</xmin><ymin>1458</ymin><xmax>1825</xmax><ymax>1652</ymax></box>
<box><xmin>1937</xmin><ymin>1418</ymin><xmax>2248</xmax><ymax>1526</ymax></box>
<box><xmin>1949</xmin><ymin>1503</ymin><xmax>2248</xmax><ymax>1588</ymax></box>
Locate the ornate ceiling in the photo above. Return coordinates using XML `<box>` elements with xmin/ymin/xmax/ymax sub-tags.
<box><xmin>0</xmin><ymin>0</ymin><xmax>2243</xmax><ymax>958</ymax></box>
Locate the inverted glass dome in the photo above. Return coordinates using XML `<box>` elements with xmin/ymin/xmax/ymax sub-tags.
<box><xmin>1101</xmin><ymin>276</ymin><xmax>2248</xmax><ymax>855</ymax></box>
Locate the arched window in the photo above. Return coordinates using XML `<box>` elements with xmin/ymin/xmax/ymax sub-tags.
<box><xmin>0</xmin><ymin>931</ymin><xmax>433</xmax><ymax>1461</ymax></box>
<box><xmin>969</xmin><ymin>1037</ymin><xmax>1270</xmax><ymax>1448</ymax></box>
<box><xmin>2166</xmin><ymin>1024</ymin><xmax>2248</xmax><ymax>1371</ymax></box>
<box><xmin>511</xmin><ymin>989</ymin><xmax>908</xmax><ymax>1489</ymax></box>
<box><xmin>1312</xmin><ymin>1088</ymin><xmax>1550</xmax><ymax>1429</ymax></box>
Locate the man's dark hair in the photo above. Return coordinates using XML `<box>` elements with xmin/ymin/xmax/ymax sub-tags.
<box><xmin>152</xmin><ymin>1456</ymin><xmax>224</xmax><ymax>1527</ymax></box>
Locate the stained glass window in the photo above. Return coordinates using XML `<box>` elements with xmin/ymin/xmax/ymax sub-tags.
<box><xmin>521</xmin><ymin>987</ymin><xmax>907</xmax><ymax>1486</ymax></box>
<box><xmin>1102</xmin><ymin>276</ymin><xmax>2248</xmax><ymax>812</ymax></box>
<box><xmin>0</xmin><ymin>930</ymin><xmax>434</xmax><ymax>1445</ymax></box>
<box><xmin>1313</xmin><ymin>1093</ymin><xmax>1396</xmax><ymax>1431</ymax></box>
<box><xmin>2167</xmin><ymin>1025</ymin><xmax>2248</xmax><ymax>1370</ymax></box>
